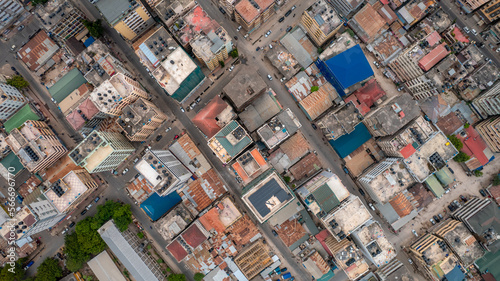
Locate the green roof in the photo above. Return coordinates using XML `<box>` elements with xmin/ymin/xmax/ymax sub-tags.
<box><xmin>312</xmin><ymin>183</ymin><xmax>340</xmax><ymax>213</ymax></box>
<box><xmin>425</xmin><ymin>175</ymin><xmax>445</xmax><ymax>198</ymax></box>
<box><xmin>435</xmin><ymin>168</ymin><xmax>455</xmax><ymax>187</ymax></box>
<box><xmin>48</xmin><ymin>68</ymin><xmax>87</xmax><ymax>103</ymax></box>
<box><xmin>476</xmin><ymin>250</ymin><xmax>500</xmax><ymax>281</ymax></box>
<box><xmin>3</xmin><ymin>104</ymin><xmax>40</xmax><ymax>133</ymax></box>
<box><xmin>0</xmin><ymin>152</ymin><xmax>24</xmax><ymax>176</ymax></box>
<box><xmin>214</xmin><ymin>120</ymin><xmax>252</xmax><ymax>158</ymax></box>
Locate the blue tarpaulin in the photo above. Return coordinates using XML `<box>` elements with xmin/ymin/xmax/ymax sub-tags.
<box><xmin>328</xmin><ymin>123</ymin><xmax>372</xmax><ymax>158</ymax></box>
<box><xmin>84</xmin><ymin>36</ymin><xmax>95</xmax><ymax>47</ymax></box>
<box><xmin>140</xmin><ymin>192</ymin><xmax>181</xmax><ymax>221</ymax></box>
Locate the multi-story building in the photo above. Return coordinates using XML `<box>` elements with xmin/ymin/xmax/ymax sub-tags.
<box><xmin>0</xmin><ymin>82</ymin><xmax>28</xmax><ymax>120</ymax></box>
<box><xmin>471</xmin><ymin>82</ymin><xmax>500</xmax><ymax>119</ymax></box>
<box><xmin>17</xmin><ymin>30</ymin><xmax>60</xmax><ymax>72</ymax></box>
<box><xmin>404</xmin><ymin>75</ymin><xmax>439</xmax><ymax>100</ymax></box>
<box><xmin>476</xmin><ymin>117</ymin><xmax>500</xmax><ymax>152</ymax></box>
<box><xmin>116</xmin><ymin>98</ymin><xmax>167</xmax><ymax>142</ymax></box>
<box><xmin>65</xmin><ymin>97</ymin><xmax>108</xmax><ymax>136</ymax></box>
<box><xmin>457</xmin><ymin>0</ymin><xmax>489</xmax><ymax>14</ymax></box>
<box><xmin>89</xmin><ymin>73</ymin><xmax>148</xmax><ymax>116</ymax></box>
<box><xmin>95</xmin><ymin>0</ymin><xmax>155</xmax><ymax>41</ymax></box>
<box><xmin>133</xmin><ymin>25</ymin><xmax>205</xmax><ymax>102</ymax></box>
<box><xmin>234</xmin><ymin>0</ymin><xmax>275</xmax><ymax>33</ymax></box>
<box><xmin>301</xmin><ymin>0</ymin><xmax>342</xmax><ymax>46</ymax></box>
<box><xmin>153</xmin><ymin>0</ymin><xmax>196</xmax><ymax>26</ymax></box>
<box><xmin>134</xmin><ymin>150</ymin><xmax>192</xmax><ymax>195</ymax></box>
<box><xmin>170</xmin><ymin>5</ymin><xmax>233</xmax><ymax>71</ymax></box>
<box><xmin>0</xmin><ymin>0</ymin><xmax>24</xmax><ymax>33</ymax></box>
<box><xmin>218</xmin><ymin>0</ymin><xmax>236</xmax><ymax>16</ymax></box>
<box><xmin>326</xmin><ymin>0</ymin><xmax>364</xmax><ymax>17</ymax></box>
<box><xmin>69</xmin><ymin>131</ymin><xmax>135</xmax><ymax>173</ymax></box>
<box><xmin>6</xmin><ymin>120</ymin><xmax>67</xmax><ymax>173</ymax></box>
<box><xmin>98</xmin><ymin>220</ymin><xmax>165</xmax><ymax>281</ymax></box>
<box><xmin>36</xmin><ymin>0</ymin><xmax>87</xmax><ymax>42</ymax></box>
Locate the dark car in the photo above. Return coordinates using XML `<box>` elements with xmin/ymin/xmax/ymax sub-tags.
<box><xmin>256</xmin><ymin>47</ymin><xmax>261</xmax><ymax>51</ymax></box>
<box><xmin>460</xmin><ymin>195</ymin><xmax>467</xmax><ymax>202</ymax></box>
<box><xmin>94</xmin><ymin>196</ymin><xmax>100</xmax><ymax>203</ymax></box>
<box><xmin>286</xmin><ymin>26</ymin><xmax>293</xmax><ymax>32</ymax></box>
<box><xmin>81</xmin><ymin>209</ymin><xmax>87</xmax><ymax>216</ymax></box>
<box><xmin>272</xmin><ymin>230</ymin><xmax>278</xmax><ymax>236</ymax></box>
<box><xmin>342</xmin><ymin>165</ymin><xmax>349</xmax><ymax>174</ymax></box>
<box><xmin>280</xmin><ymin>267</ymin><xmax>288</xmax><ymax>273</ymax></box>
<box><xmin>311</xmin><ymin>123</ymin><xmax>317</xmax><ymax>130</ymax></box>
<box><xmin>233</xmin><ymin>36</ymin><xmax>238</xmax><ymax>40</ymax></box>
<box><xmin>285</xmin><ymin>10</ymin><xmax>292</xmax><ymax>17</ymax></box>
<box><xmin>219</xmin><ymin>7</ymin><xmax>226</xmax><ymax>14</ymax></box>
<box><xmin>156</xmin><ymin>135</ymin><xmax>163</xmax><ymax>141</ymax></box>
<box><xmin>358</xmin><ymin>188</ymin><xmax>366</xmax><ymax>196</ymax></box>
<box><xmin>68</xmin><ymin>221</ymin><xmax>75</xmax><ymax>228</ymax></box>
<box><xmin>433</xmin><ymin>215</ymin><xmax>440</xmax><ymax>223</ymax></box>
<box><xmin>279</xmin><ymin>17</ymin><xmax>285</xmax><ymax>22</ymax></box>
<box><xmin>479</xmin><ymin>189</ymin><xmax>487</xmax><ymax>197</ymax></box>
<box><xmin>10</xmin><ymin>66</ymin><xmax>16</xmax><ymax>71</ymax></box>
<box><xmin>448</xmin><ymin>167</ymin><xmax>454</xmax><ymax>174</ymax></box>
<box><xmin>448</xmin><ymin>204</ymin><xmax>455</xmax><ymax>212</ymax></box>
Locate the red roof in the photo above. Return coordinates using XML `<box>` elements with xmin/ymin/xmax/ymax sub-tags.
<box><xmin>192</xmin><ymin>96</ymin><xmax>230</xmax><ymax>138</ymax></box>
<box><xmin>346</xmin><ymin>79</ymin><xmax>386</xmax><ymax>115</ymax></box>
<box><xmin>426</xmin><ymin>31</ymin><xmax>442</xmax><ymax>47</ymax></box>
<box><xmin>489</xmin><ymin>185</ymin><xmax>500</xmax><ymax>205</ymax></box>
<box><xmin>400</xmin><ymin>143</ymin><xmax>416</xmax><ymax>158</ymax></box>
<box><xmin>66</xmin><ymin>110</ymin><xmax>85</xmax><ymax>131</ymax></box>
<box><xmin>167</xmin><ymin>240</ymin><xmax>188</xmax><ymax>262</ymax></box>
<box><xmin>456</xmin><ymin>127</ymin><xmax>490</xmax><ymax>166</ymax></box>
<box><xmin>18</xmin><ymin>30</ymin><xmax>58</xmax><ymax>71</ymax></box>
<box><xmin>78</xmin><ymin>98</ymin><xmax>100</xmax><ymax>119</ymax></box>
<box><xmin>380</xmin><ymin>0</ymin><xmax>390</xmax><ymax>5</ymax></box>
<box><xmin>453</xmin><ymin>26</ymin><xmax>469</xmax><ymax>43</ymax></box>
<box><xmin>182</xmin><ymin>224</ymin><xmax>207</xmax><ymax>248</ymax></box>
<box><xmin>315</xmin><ymin>229</ymin><xmax>334</xmax><ymax>256</ymax></box>
<box><xmin>418</xmin><ymin>43</ymin><xmax>450</xmax><ymax>71</ymax></box>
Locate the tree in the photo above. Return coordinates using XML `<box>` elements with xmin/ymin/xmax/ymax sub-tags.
<box><xmin>464</xmin><ymin>123</ymin><xmax>470</xmax><ymax>129</ymax></box>
<box><xmin>453</xmin><ymin>152</ymin><xmax>470</xmax><ymax>163</ymax></box>
<box><xmin>493</xmin><ymin>175</ymin><xmax>500</xmax><ymax>186</ymax></box>
<box><xmin>168</xmin><ymin>274</ymin><xmax>187</xmax><ymax>281</ymax></box>
<box><xmin>0</xmin><ymin>261</ymin><xmax>25</xmax><ymax>281</ymax></box>
<box><xmin>83</xmin><ymin>20</ymin><xmax>104</xmax><ymax>38</ymax></box>
<box><xmin>311</xmin><ymin>86</ymin><xmax>319</xmax><ymax>92</ymax></box>
<box><xmin>229</xmin><ymin>49</ymin><xmax>238</xmax><ymax>58</ymax></box>
<box><xmin>6</xmin><ymin>75</ymin><xmax>29</xmax><ymax>89</ymax></box>
<box><xmin>35</xmin><ymin>258</ymin><xmax>62</xmax><ymax>281</ymax></box>
<box><xmin>317</xmin><ymin>47</ymin><xmax>323</xmax><ymax>54</ymax></box>
<box><xmin>31</xmin><ymin>0</ymin><xmax>49</xmax><ymax>5</ymax></box>
<box><xmin>194</xmin><ymin>273</ymin><xmax>205</xmax><ymax>281</ymax></box>
<box><xmin>75</xmin><ymin>218</ymin><xmax>107</xmax><ymax>255</ymax></box>
<box><xmin>219</xmin><ymin>61</ymin><xmax>225</xmax><ymax>67</ymax></box>
<box><xmin>113</xmin><ymin>204</ymin><xmax>132</xmax><ymax>232</ymax></box>
<box><xmin>64</xmin><ymin>232</ymin><xmax>89</xmax><ymax>272</ymax></box>
<box><xmin>474</xmin><ymin>170</ymin><xmax>483</xmax><ymax>177</ymax></box>
<box><xmin>448</xmin><ymin>135</ymin><xmax>463</xmax><ymax>151</ymax></box>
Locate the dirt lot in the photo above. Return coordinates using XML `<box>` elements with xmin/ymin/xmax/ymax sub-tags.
<box><xmin>396</xmin><ymin>157</ymin><xmax>500</xmax><ymax>246</ymax></box>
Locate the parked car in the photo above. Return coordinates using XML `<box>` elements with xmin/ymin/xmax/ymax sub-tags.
<box><xmin>281</xmin><ymin>272</ymin><xmax>292</xmax><ymax>280</ymax></box>
<box><xmin>280</xmin><ymin>267</ymin><xmax>288</xmax><ymax>273</ymax></box>
<box><xmin>180</xmin><ymin>106</ymin><xmax>185</xmax><ymax>113</ymax></box>
<box><xmin>267</xmin><ymin>74</ymin><xmax>273</xmax><ymax>80</ymax></box>
<box><xmin>219</xmin><ymin>7</ymin><xmax>226</xmax><ymax>14</ymax></box>
<box><xmin>358</xmin><ymin>188</ymin><xmax>366</xmax><ymax>196</ymax></box>
<box><xmin>438</xmin><ymin>213</ymin><xmax>443</xmax><ymax>220</ymax></box>
<box><xmin>229</xmin><ymin>65</ymin><xmax>234</xmax><ymax>72</ymax></box>
<box><xmin>111</xmin><ymin>169</ymin><xmax>118</xmax><ymax>175</ymax></box>
<box><xmin>368</xmin><ymin>203</ymin><xmax>376</xmax><ymax>211</ymax></box>
<box><xmin>272</xmin><ymin>230</ymin><xmax>278</xmax><ymax>236</ymax></box>
<box><xmin>24</xmin><ymin>261</ymin><xmax>34</xmax><ymax>270</ymax></box>
<box><xmin>86</xmin><ymin>203</ymin><xmax>93</xmax><ymax>210</ymax></box>
<box><xmin>286</xmin><ymin>26</ymin><xmax>293</xmax><ymax>32</ymax></box>
<box><xmin>311</xmin><ymin>123</ymin><xmax>317</xmax><ymax>130</ymax></box>
<box><xmin>285</xmin><ymin>10</ymin><xmax>292</xmax><ymax>17</ymax></box>
<box><xmin>430</xmin><ymin>218</ymin><xmax>436</xmax><ymax>225</ymax></box>
<box><xmin>133</xmin><ymin>157</ymin><xmax>139</xmax><ymax>164</ymax></box>
<box><xmin>412</xmin><ymin>229</ymin><xmax>418</xmax><ymax>237</ymax></box>
<box><xmin>265</xmin><ymin>30</ymin><xmax>272</xmax><ymax>37</ymax></box>
<box><xmin>448</xmin><ymin>167</ymin><xmax>454</xmax><ymax>174</ymax></box>
<box><xmin>269</xmin><ymin>44</ymin><xmax>273</xmax><ymax>49</ymax></box>
<box><xmin>256</xmin><ymin>47</ymin><xmax>261</xmax><ymax>51</ymax></box>
<box><xmin>174</xmin><ymin>135</ymin><xmax>180</xmax><ymax>140</ymax></box>
<box><xmin>68</xmin><ymin>221</ymin><xmax>75</xmax><ymax>228</ymax></box>
<box><xmin>373</xmin><ymin>61</ymin><xmax>380</xmax><ymax>68</ymax></box>
<box><xmin>408</xmin><ymin>258</ymin><xmax>413</xmax><ymax>265</ymax></box>
<box><xmin>463</xmin><ymin>26</ymin><xmax>470</xmax><ymax>33</ymax></box>
<box><xmin>10</xmin><ymin>66</ymin><xmax>16</xmax><ymax>71</ymax></box>
<box><xmin>479</xmin><ymin>189</ymin><xmax>487</xmax><ymax>197</ymax></box>
<box><xmin>279</xmin><ymin>17</ymin><xmax>285</xmax><ymax>22</ymax></box>
<box><xmin>453</xmin><ymin>200</ymin><xmax>461</xmax><ymax>208</ymax></box>
<box><xmin>237</xmin><ymin>26</ymin><xmax>242</xmax><ymax>31</ymax></box>
<box><xmin>397</xmin><ymin>86</ymin><xmax>405</xmax><ymax>91</ymax></box>
<box><xmin>460</xmin><ymin>195</ymin><xmax>467</xmax><ymax>202</ymax></box>
<box><xmin>233</xmin><ymin>36</ymin><xmax>238</xmax><ymax>40</ymax></box>
<box><xmin>122</xmin><ymin>168</ymin><xmax>129</xmax><ymax>175</ymax></box>
<box><xmin>196</xmin><ymin>97</ymin><xmax>201</xmax><ymax>103</ymax></box>
<box><xmin>81</xmin><ymin>209</ymin><xmax>87</xmax><ymax>216</ymax></box>
<box><xmin>448</xmin><ymin>204</ymin><xmax>456</xmax><ymax>212</ymax></box>
<box><xmin>17</xmin><ymin>25</ymin><xmax>24</xmax><ymax>31</ymax></box>
<box><xmin>291</xmin><ymin>5</ymin><xmax>296</xmax><ymax>10</ymax></box>
<box><xmin>433</xmin><ymin>215</ymin><xmax>440</xmax><ymax>223</ymax></box>
<box><xmin>342</xmin><ymin>165</ymin><xmax>349</xmax><ymax>174</ymax></box>
<box><xmin>94</xmin><ymin>196</ymin><xmax>100</xmax><ymax>203</ymax></box>
<box><xmin>471</xmin><ymin>29</ymin><xmax>478</xmax><ymax>35</ymax></box>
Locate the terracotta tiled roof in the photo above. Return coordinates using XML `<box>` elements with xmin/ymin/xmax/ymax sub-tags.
<box><xmin>389</xmin><ymin>192</ymin><xmax>414</xmax><ymax>217</ymax></box>
<box><xmin>418</xmin><ymin>43</ymin><xmax>450</xmax><ymax>71</ymax></box>
<box><xmin>436</xmin><ymin>113</ymin><xmax>463</xmax><ymax>135</ymax></box>
<box><xmin>457</xmin><ymin>127</ymin><xmax>490</xmax><ymax>166</ymax></box>
<box><xmin>192</xmin><ymin>96</ymin><xmax>230</xmax><ymax>138</ymax></box>
<box><xmin>182</xmin><ymin>169</ymin><xmax>226</xmax><ymax>212</ymax></box>
<box><xmin>275</xmin><ymin>218</ymin><xmax>308</xmax><ymax>247</ymax></box>
<box><xmin>426</xmin><ymin>31</ymin><xmax>442</xmax><ymax>47</ymax></box>
<box><xmin>289</xmin><ymin>152</ymin><xmax>322</xmax><ymax>181</ymax></box>
<box><xmin>167</xmin><ymin>240</ymin><xmax>188</xmax><ymax>262</ymax></box>
<box><xmin>280</xmin><ymin>132</ymin><xmax>310</xmax><ymax>161</ymax></box>
<box><xmin>66</xmin><ymin>110</ymin><xmax>86</xmax><ymax>131</ymax></box>
<box><xmin>41</xmin><ymin>154</ymin><xmax>79</xmax><ymax>183</ymax></box>
<box><xmin>18</xmin><ymin>30</ymin><xmax>59</xmax><ymax>71</ymax></box>
<box><xmin>182</xmin><ymin>224</ymin><xmax>207</xmax><ymax>248</ymax></box>
<box><xmin>78</xmin><ymin>98</ymin><xmax>100</xmax><ymax>119</ymax></box>
<box><xmin>489</xmin><ymin>185</ymin><xmax>500</xmax><ymax>205</ymax></box>
<box><xmin>227</xmin><ymin>215</ymin><xmax>260</xmax><ymax>246</ymax></box>
<box><xmin>199</xmin><ymin>207</ymin><xmax>226</xmax><ymax>234</ymax></box>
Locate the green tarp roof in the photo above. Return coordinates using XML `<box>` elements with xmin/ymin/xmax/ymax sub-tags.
<box><xmin>0</xmin><ymin>152</ymin><xmax>24</xmax><ymax>176</ymax></box>
<box><xmin>425</xmin><ymin>175</ymin><xmax>445</xmax><ymax>198</ymax></box>
<box><xmin>3</xmin><ymin>104</ymin><xmax>40</xmax><ymax>133</ymax></box>
<box><xmin>435</xmin><ymin>168</ymin><xmax>455</xmax><ymax>187</ymax></box>
<box><xmin>476</xmin><ymin>250</ymin><xmax>500</xmax><ymax>281</ymax></box>
<box><xmin>48</xmin><ymin>68</ymin><xmax>87</xmax><ymax>103</ymax></box>
<box><xmin>214</xmin><ymin>120</ymin><xmax>252</xmax><ymax>158</ymax></box>
<box><xmin>312</xmin><ymin>183</ymin><xmax>340</xmax><ymax>213</ymax></box>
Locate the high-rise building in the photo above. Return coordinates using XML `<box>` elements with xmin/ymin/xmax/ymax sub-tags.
<box><xmin>0</xmin><ymin>82</ymin><xmax>28</xmax><ymax>120</ymax></box>
<box><xmin>95</xmin><ymin>0</ymin><xmax>155</xmax><ymax>41</ymax></box>
<box><xmin>301</xmin><ymin>0</ymin><xmax>342</xmax><ymax>46</ymax></box>
<box><xmin>0</xmin><ymin>0</ymin><xmax>24</xmax><ymax>34</ymax></box>
<box><xmin>234</xmin><ymin>0</ymin><xmax>275</xmax><ymax>33</ymax></box>
<box><xmin>134</xmin><ymin>150</ymin><xmax>192</xmax><ymax>196</ymax></box>
<box><xmin>116</xmin><ymin>98</ymin><xmax>168</xmax><ymax>142</ymax></box>
<box><xmin>404</xmin><ymin>75</ymin><xmax>439</xmax><ymax>100</ymax></box>
<box><xmin>89</xmin><ymin>73</ymin><xmax>149</xmax><ymax>116</ymax></box>
<box><xmin>36</xmin><ymin>0</ymin><xmax>87</xmax><ymax>42</ymax></box>
<box><xmin>471</xmin><ymin>82</ymin><xmax>500</xmax><ymax>119</ymax></box>
<box><xmin>476</xmin><ymin>117</ymin><xmax>500</xmax><ymax>152</ymax></box>
<box><xmin>326</xmin><ymin>0</ymin><xmax>364</xmax><ymax>17</ymax></box>
<box><xmin>69</xmin><ymin>131</ymin><xmax>135</xmax><ymax>173</ymax></box>
<box><xmin>456</xmin><ymin>0</ymin><xmax>489</xmax><ymax>14</ymax></box>
<box><xmin>6</xmin><ymin>120</ymin><xmax>67</xmax><ymax>173</ymax></box>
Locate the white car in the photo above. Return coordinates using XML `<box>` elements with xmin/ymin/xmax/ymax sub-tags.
<box><xmin>237</xmin><ymin>26</ymin><xmax>242</xmax><ymax>32</ymax></box>
<box><xmin>229</xmin><ymin>65</ymin><xmax>234</xmax><ymax>72</ymax></box>
<box><xmin>368</xmin><ymin>203</ymin><xmax>376</xmax><ymax>211</ymax></box>
<box><xmin>86</xmin><ymin>203</ymin><xmax>93</xmax><ymax>210</ymax></box>
<box><xmin>180</xmin><ymin>106</ymin><xmax>185</xmax><ymax>113</ymax></box>
<box><xmin>408</xmin><ymin>259</ymin><xmax>413</xmax><ymax>265</ymax></box>
<box><xmin>496</xmin><ymin>48</ymin><xmax>500</xmax><ymax>53</ymax></box>
<box><xmin>280</xmin><ymin>77</ymin><xmax>286</xmax><ymax>82</ymax></box>
<box><xmin>122</xmin><ymin>168</ymin><xmax>129</xmax><ymax>175</ymax></box>
<box><xmin>267</xmin><ymin>74</ymin><xmax>273</xmax><ymax>81</ymax></box>
<box><xmin>165</xmin><ymin>127</ymin><xmax>172</xmax><ymax>132</ymax></box>
<box><xmin>471</xmin><ymin>29</ymin><xmax>478</xmax><ymax>35</ymax></box>
<box><xmin>463</xmin><ymin>26</ymin><xmax>470</xmax><ymax>33</ymax></box>
<box><xmin>265</xmin><ymin>30</ymin><xmax>272</xmax><ymax>37</ymax></box>
<box><xmin>269</xmin><ymin>44</ymin><xmax>273</xmax><ymax>49</ymax></box>
<box><xmin>412</xmin><ymin>229</ymin><xmax>418</xmax><ymax>237</ymax></box>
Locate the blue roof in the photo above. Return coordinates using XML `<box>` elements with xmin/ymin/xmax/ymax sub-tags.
<box><xmin>140</xmin><ymin>192</ymin><xmax>181</xmax><ymax>221</ymax></box>
<box><xmin>318</xmin><ymin>45</ymin><xmax>374</xmax><ymax>95</ymax></box>
<box><xmin>328</xmin><ymin>123</ymin><xmax>372</xmax><ymax>158</ymax></box>
<box><xmin>444</xmin><ymin>265</ymin><xmax>466</xmax><ymax>281</ymax></box>
<box><xmin>84</xmin><ymin>36</ymin><xmax>95</xmax><ymax>47</ymax></box>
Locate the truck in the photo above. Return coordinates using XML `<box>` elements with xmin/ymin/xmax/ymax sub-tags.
<box><xmin>281</xmin><ymin>272</ymin><xmax>292</xmax><ymax>279</ymax></box>
<box><xmin>24</xmin><ymin>261</ymin><xmax>34</xmax><ymax>270</ymax></box>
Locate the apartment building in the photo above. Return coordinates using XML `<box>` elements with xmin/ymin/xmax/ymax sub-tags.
<box><xmin>404</xmin><ymin>75</ymin><xmax>439</xmax><ymax>100</ymax></box>
<box><xmin>0</xmin><ymin>82</ymin><xmax>28</xmax><ymax>120</ymax></box>
<box><xmin>478</xmin><ymin>0</ymin><xmax>500</xmax><ymax>24</ymax></box>
<box><xmin>476</xmin><ymin>117</ymin><xmax>500</xmax><ymax>152</ymax></box>
<box><xmin>0</xmin><ymin>0</ymin><xmax>24</xmax><ymax>33</ymax></box>
<box><xmin>117</xmin><ymin>98</ymin><xmax>167</xmax><ymax>142</ymax></box>
<box><xmin>95</xmin><ymin>0</ymin><xmax>155</xmax><ymax>41</ymax></box>
<box><xmin>89</xmin><ymin>73</ymin><xmax>148</xmax><ymax>116</ymax></box>
<box><xmin>234</xmin><ymin>0</ymin><xmax>275</xmax><ymax>33</ymax></box>
<box><xmin>36</xmin><ymin>0</ymin><xmax>87</xmax><ymax>42</ymax></box>
<box><xmin>69</xmin><ymin>131</ymin><xmax>135</xmax><ymax>173</ymax></box>
<box><xmin>457</xmin><ymin>0</ymin><xmax>489</xmax><ymax>14</ymax></box>
<box><xmin>301</xmin><ymin>0</ymin><xmax>342</xmax><ymax>46</ymax></box>
<box><xmin>326</xmin><ymin>0</ymin><xmax>364</xmax><ymax>17</ymax></box>
<box><xmin>471</xmin><ymin>82</ymin><xmax>500</xmax><ymax>119</ymax></box>
<box><xmin>6</xmin><ymin>120</ymin><xmax>67</xmax><ymax>173</ymax></box>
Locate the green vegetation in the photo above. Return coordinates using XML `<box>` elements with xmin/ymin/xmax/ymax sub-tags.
<box><xmin>464</xmin><ymin>123</ymin><xmax>470</xmax><ymax>129</ymax></box>
<box><xmin>219</xmin><ymin>61</ymin><xmax>225</xmax><ymax>67</ymax></box>
<box><xmin>474</xmin><ymin>170</ymin><xmax>483</xmax><ymax>177</ymax></box>
<box><xmin>229</xmin><ymin>49</ymin><xmax>239</xmax><ymax>58</ymax></box>
<box><xmin>448</xmin><ymin>135</ymin><xmax>463</xmax><ymax>151</ymax></box>
<box><xmin>34</xmin><ymin>258</ymin><xmax>62</xmax><ymax>281</ymax></box>
<box><xmin>194</xmin><ymin>273</ymin><xmax>205</xmax><ymax>281</ymax></box>
<box><xmin>453</xmin><ymin>152</ymin><xmax>470</xmax><ymax>163</ymax></box>
<box><xmin>6</xmin><ymin>75</ymin><xmax>29</xmax><ymax>90</ymax></box>
<box><xmin>31</xmin><ymin>0</ymin><xmax>49</xmax><ymax>5</ymax></box>
<box><xmin>157</xmin><ymin>259</ymin><xmax>164</xmax><ymax>264</ymax></box>
<box><xmin>83</xmin><ymin>20</ymin><xmax>104</xmax><ymax>38</ymax></box>
<box><xmin>137</xmin><ymin>232</ymin><xmax>144</xmax><ymax>239</ymax></box>
<box><xmin>317</xmin><ymin>47</ymin><xmax>323</xmax><ymax>54</ymax></box>
<box><xmin>283</xmin><ymin>176</ymin><xmax>291</xmax><ymax>183</ymax></box>
<box><xmin>493</xmin><ymin>175</ymin><xmax>500</xmax><ymax>186</ymax></box>
<box><xmin>345</xmin><ymin>28</ymin><xmax>355</xmax><ymax>37</ymax></box>
<box><xmin>168</xmin><ymin>274</ymin><xmax>187</xmax><ymax>281</ymax></box>
<box><xmin>64</xmin><ymin>201</ymin><xmax>132</xmax><ymax>271</ymax></box>
<box><xmin>0</xmin><ymin>260</ymin><xmax>25</xmax><ymax>281</ymax></box>
<box><xmin>311</xmin><ymin>86</ymin><xmax>319</xmax><ymax>93</ymax></box>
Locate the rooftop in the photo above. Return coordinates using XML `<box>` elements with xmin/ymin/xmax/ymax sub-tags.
<box><xmin>348</xmin><ymin>78</ymin><xmax>387</xmax><ymax>115</ymax></box>
<box><xmin>231</xmin><ymin>148</ymin><xmax>268</xmax><ymax>184</ymax></box>
<box><xmin>140</xmin><ymin>191</ymin><xmax>182</xmax><ymax>221</ymax></box>
<box><xmin>45</xmin><ymin>170</ymin><xmax>90</xmax><ymax>213</ymax></box>
<box><xmin>234</xmin><ymin>240</ymin><xmax>273</xmax><ymax>279</ymax></box>
<box><xmin>17</xmin><ymin>30</ymin><xmax>59</xmax><ymax>72</ymax></box>
<box><xmin>127</xmin><ymin>175</ymin><xmax>155</xmax><ymax>204</ymax></box>
<box><xmin>354</xmin><ymin>221</ymin><xmax>397</xmax><ymax>267</ymax></box>
<box><xmin>349</xmin><ymin>3</ymin><xmax>387</xmax><ymax>43</ymax></box>
<box><xmin>133</xmin><ymin>26</ymin><xmax>178</xmax><ymax>71</ymax></box>
<box><xmin>275</xmin><ymin>218</ymin><xmax>308</xmax><ymax>247</ymax></box>
<box><xmin>222</xmin><ymin>67</ymin><xmax>266</xmax><ymax>111</ymax></box>
<box><xmin>333</xmin><ymin>240</ymin><xmax>370</xmax><ymax>280</ymax></box>
<box><xmin>436</xmin><ymin>112</ymin><xmax>464</xmax><ymax>135</ymax></box>
<box><xmin>266</xmin><ymin>46</ymin><xmax>301</xmax><ymax>80</ymax></box>
<box><xmin>397</xmin><ymin>0</ymin><xmax>434</xmax><ymax>27</ymax></box>
<box><xmin>239</xmin><ymin>89</ymin><xmax>282</xmax><ymax>132</ymax></box>
<box><xmin>257</xmin><ymin>108</ymin><xmax>302</xmax><ymax>149</ymax></box>
<box><xmin>208</xmin><ymin>120</ymin><xmax>253</xmax><ymax>164</ymax></box>
<box><xmin>192</xmin><ymin>95</ymin><xmax>234</xmax><ymax>138</ymax></box>
<box><xmin>404</xmin><ymin>132</ymin><xmax>458</xmax><ymax>182</ymax></box>
<box><xmin>181</xmin><ymin>222</ymin><xmax>209</xmax><ymax>248</ymax></box>
<box><xmin>179</xmin><ymin>168</ymin><xmax>227</xmax><ymax>212</ymax></box>
<box><xmin>3</xmin><ymin>104</ymin><xmax>40</xmax><ymax>133</ymax></box>
<box><xmin>418</xmin><ymin>43</ymin><xmax>451</xmax><ymax>71</ymax></box>
<box><xmin>0</xmin><ymin>206</ymin><xmax>36</xmax><ymax>241</ymax></box>
<box><xmin>318</xmin><ymin>101</ymin><xmax>362</xmax><ymax>140</ymax></box>
<box><xmin>116</xmin><ymin>99</ymin><xmax>165</xmax><ymax>137</ymax></box>
<box><xmin>285</xmin><ymin>64</ymin><xmax>330</xmax><ymax>102</ymax></box>
<box><xmin>299</xmin><ymin>83</ymin><xmax>338</xmax><ymax>121</ymax></box>
<box><xmin>87</xmin><ymin>251</ymin><xmax>127</xmax><ymax>281</ymax></box>
<box><xmin>304</xmin><ymin>0</ymin><xmax>342</xmax><ymax>36</ymax></box>
<box><xmin>242</xmin><ymin>170</ymin><xmax>294</xmax><ymax>223</ymax></box>
<box><xmin>363</xmin><ymin>93</ymin><xmax>421</xmax><ymax>136</ymax></box>
<box><xmin>367</xmin><ymin>31</ymin><xmax>403</xmax><ymax>64</ymax></box>
<box><xmin>154</xmin><ymin>0</ymin><xmax>196</xmax><ymax>25</ymax></box>
<box><xmin>323</xmin><ymin>196</ymin><xmax>372</xmax><ymax>238</ymax></box>
<box><xmin>199</xmin><ymin>197</ymin><xmax>242</xmax><ymax>234</ymax></box>
<box><xmin>69</xmin><ymin>131</ymin><xmax>107</xmax><ymax>166</ymax></box>
<box><xmin>169</xmin><ymin>133</ymin><xmax>211</xmax><ymax>176</ymax></box>
<box><xmin>279</xmin><ymin>131</ymin><xmax>311</xmax><ymax>162</ymax></box>
<box><xmin>437</xmin><ymin>220</ymin><xmax>484</xmax><ymax>266</ymax></box>
<box><xmin>234</xmin><ymin>0</ymin><xmax>274</xmax><ymax>23</ymax></box>
<box><xmin>280</xmin><ymin>26</ymin><xmax>319</xmax><ymax>68</ymax></box>
<box><xmin>95</xmin><ymin>0</ymin><xmax>141</xmax><ymax>25</ymax></box>
<box><xmin>66</xmin><ymin>98</ymin><xmax>101</xmax><ymax>131</ymax></box>
<box><xmin>457</xmin><ymin>126</ymin><xmax>492</xmax><ymax>168</ymax></box>
<box><xmin>59</xmin><ymin>83</ymin><xmax>92</xmax><ymax>115</ymax></box>
<box><xmin>155</xmin><ymin>203</ymin><xmax>193</xmax><ymax>243</ymax></box>
<box><xmin>288</xmin><ymin>152</ymin><xmax>322</xmax><ymax>181</ymax></box>
<box><xmin>49</xmin><ymin>68</ymin><xmax>88</xmax><ymax>103</ymax></box>
<box><xmin>360</xmin><ymin>159</ymin><xmax>415</xmax><ymax>204</ymax></box>
<box><xmin>408</xmin><ymin>183</ymin><xmax>434</xmax><ymax>210</ymax></box>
